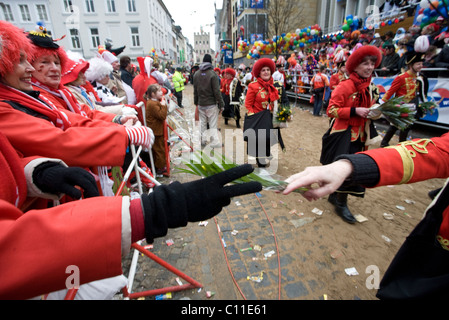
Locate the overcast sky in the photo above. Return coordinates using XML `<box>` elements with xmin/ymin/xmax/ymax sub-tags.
<box><xmin>162</xmin><ymin>0</ymin><xmax>221</xmax><ymax>48</ymax></box>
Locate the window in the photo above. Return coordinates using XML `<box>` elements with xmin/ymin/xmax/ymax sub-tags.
<box><xmin>69</xmin><ymin>29</ymin><xmax>81</xmax><ymax>49</ymax></box>
<box><xmin>127</xmin><ymin>0</ymin><xmax>136</xmax><ymax>12</ymax></box>
<box><xmin>85</xmin><ymin>0</ymin><xmax>95</xmax><ymax>13</ymax></box>
<box><xmin>1</xmin><ymin>4</ymin><xmax>14</xmax><ymax>21</ymax></box>
<box><xmin>19</xmin><ymin>5</ymin><xmax>31</xmax><ymax>22</ymax></box>
<box><xmin>106</xmin><ymin>0</ymin><xmax>116</xmax><ymax>13</ymax></box>
<box><xmin>131</xmin><ymin>27</ymin><xmax>140</xmax><ymax>47</ymax></box>
<box><xmin>63</xmin><ymin>0</ymin><xmax>74</xmax><ymax>13</ymax></box>
<box><xmin>91</xmin><ymin>28</ymin><xmax>100</xmax><ymax>48</ymax></box>
<box><xmin>36</xmin><ymin>5</ymin><xmax>49</xmax><ymax>21</ymax></box>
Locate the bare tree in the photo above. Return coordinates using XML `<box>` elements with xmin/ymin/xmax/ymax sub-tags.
<box><xmin>267</xmin><ymin>0</ymin><xmax>305</xmax><ymax>60</ymax></box>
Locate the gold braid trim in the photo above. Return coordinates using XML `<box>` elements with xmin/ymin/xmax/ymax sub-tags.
<box><xmin>385</xmin><ymin>139</ymin><xmax>436</xmax><ymax>184</ymax></box>
<box><xmin>437</xmin><ymin>235</ymin><xmax>449</xmax><ymax>251</ymax></box>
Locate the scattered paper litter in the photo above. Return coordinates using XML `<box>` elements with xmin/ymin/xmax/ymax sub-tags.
<box><xmin>166</xmin><ymin>239</ymin><xmax>174</xmax><ymax>246</ymax></box>
<box><xmin>253</xmin><ymin>245</ymin><xmax>262</xmax><ymax>251</ymax></box>
<box><xmin>404</xmin><ymin>199</ymin><xmax>415</xmax><ymax>204</ymax></box>
<box><xmin>354</xmin><ymin>214</ymin><xmax>368</xmax><ymax>223</ymax></box>
<box><xmin>396</xmin><ymin>205</ymin><xmax>406</xmax><ymax>211</ymax></box>
<box><xmin>264</xmin><ymin>250</ymin><xmax>276</xmax><ymax>258</ymax></box>
<box><xmin>381</xmin><ymin>235</ymin><xmax>392</xmax><ymax>243</ymax></box>
<box><xmin>290</xmin><ymin>217</ymin><xmax>316</xmax><ymax>228</ymax></box>
<box><xmin>345</xmin><ymin>267</ymin><xmax>359</xmax><ymax>276</ymax></box>
<box><xmin>231</xmin><ymin>230</ymin><xmax>239</xmax><ymax>236</ymax></box>
<box><xmin>312</xmin><ymin>208</ymin><xmax>323</xmax><ymax>216</ymax></box>
<box><xmin>198</xmin><ymin>221</ymin><xmax>208</xmax><ymax>227</ymax></box>
<box><xmin>175</xmin><ymin>277</ymin><xmax>183</xmax><ymax>286</ymax></box>
<box><xmin>235</xmin><ymin>201</ymin><xmax>241</xmax><ymax>206</ymax></box>
<box><xmin>383</xmin><ymin>213</ymin><xmax>394</xmax><ymax>220</ymax></box>
<box><xmin>247</xmin><ymin>272</ymin><xmax>264</xmax><ymax>283</ymax></box>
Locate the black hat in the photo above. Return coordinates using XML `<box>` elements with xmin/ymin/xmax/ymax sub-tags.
<box><xmin>203</xmin><ymin>54</ymin><xmax>212</xmax><ymax>63</ymax></box>
<box><xmin>405</xmin><ymin>51</ymin><xmax>424</xmax><ymax>65</ymax></box>
<box><xmin>27</xmin><ymin>22</ymin><xmax>60</xmax><ymax>49</ymax></box>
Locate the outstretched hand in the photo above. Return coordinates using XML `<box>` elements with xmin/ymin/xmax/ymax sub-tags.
<box><xmin>282</xmin><ymin>160</ymin><xmax>354</xmax><ymax>201</ymax></box>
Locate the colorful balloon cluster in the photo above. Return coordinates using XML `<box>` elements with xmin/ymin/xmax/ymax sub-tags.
<box><xmin>245</xmin><ymin>24</ymin><xmax>322</xmax><ymax>59</ymax></box>
<box><xmin>237</xmin><ymin>39</ymin><xmax>250</xmax><ymax>53</ymax></box>
<box><xmin>221</xmin><ymin>42</ymin><xmax>233</xmax><ymax>52</ymax></box>
<box><xmin>149</xmin><ymin>47</ymin><xmax>158</xmax><ymax>59</ymax></box>
<box><xmin>416</xmin><ymin>0</ymin><xmax>449</xmax><ymax>28</ymax></box>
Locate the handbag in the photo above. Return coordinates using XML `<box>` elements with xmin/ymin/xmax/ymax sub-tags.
<box><xmin>309</xmin><ymin>95</ymin><xmax>315</xmax><ymax>104</ymax></box>
<box><xmin>376</xmin><ymin>183</ymin><xmax>449</xmax><ymax>299</ymax></box>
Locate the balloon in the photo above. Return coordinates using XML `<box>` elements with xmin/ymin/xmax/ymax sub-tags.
<box><xmin>347</xmin><ymin>18</ymin><xmax>353</xmax><ymax>25</ymax></box>
<box><xmin>342</xmin><ymin>24</ymin><xmax>350</xmax><ymax>32</ymax></box>
<box><xmin>388</xmin><ymin>20</ymin><xmax>393</xmax><ymax>25</ymax></box>
<box><xmin>420</xmin><ymin>0</ymin><xmax>430</xmax><ymax>9</ymax></box>
<box><xmin>417</xmin><ymin>14</ymin><xmax>424</xmax><ymax>22</ymax></box>
<box><xmin>431</xmin><ymin>0</ymin><xmax>440</xmax><ymax>8</ymax></box>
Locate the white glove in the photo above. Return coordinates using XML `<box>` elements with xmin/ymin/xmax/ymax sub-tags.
<box><xmin>125</xmin><ymin>126</ymin><xmax>154</xmax><ymax>150</ymax></box>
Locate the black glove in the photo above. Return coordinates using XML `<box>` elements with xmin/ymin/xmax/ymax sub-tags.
<box><xmin>33</xmin><ymin>162</ymin><xmax>100</xmax><ymax>199</ymax></box>
<box><xmin>141</xmin><ymin>164</ymin><xmax>262</xmax><ymax>243</ymax></box>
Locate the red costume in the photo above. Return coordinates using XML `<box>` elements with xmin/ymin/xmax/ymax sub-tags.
<box><xmin>329</xmin><ymin>71</ymin><xmax>347</xmax><ymax>91</ymax></box>
<box><xmin>0</xmin><ymin>132</ymin><xmax>126</xmax><ymax>299</ymax></box>
<box><xmin>360</xmin><ymin>134</ymin><xmax>449</xmax><ymax>251</ymax></box>
<box><xmin>382</xmin><ymin>71</ymin><xmax>418</xmax><ymax>103</ymax></box>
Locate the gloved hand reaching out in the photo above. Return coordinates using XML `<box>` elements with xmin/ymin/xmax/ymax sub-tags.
<box><xmin>33</xmin><ymin>162</ymin><xmax>100</xmax><ymax>199</ymax></box>
<box><xmin>138</xmin><ymin>164</ymin><xmax>262</xmax><ymax>243</ymax></box>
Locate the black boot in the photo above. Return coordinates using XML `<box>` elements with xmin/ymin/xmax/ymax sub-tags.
<box><xmin>224</xmin><ymin>118</ymin><xmax>228</xmax><ymax>125</ymax></box>
<box><xmin>335</xmin><ymin>193</ymin><xmax>357</xmax><ymax>224</ymax></box>
<box><xmin>236</xmin><ymin>119</ymin><xmax>241</xmax><ymax>128</ymax></box>
<box><xmin>328</xmin><ymin>192</ymin><xmax>337</xmax><ymax>205</ymax></box>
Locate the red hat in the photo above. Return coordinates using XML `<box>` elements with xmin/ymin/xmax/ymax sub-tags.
<box><xmin>345</xmin><ymin>45</ymin><xmax>382</xmax><ymax>74</ymax></box>
<box><xmin>251</xmin><ymin>58</ymin><xmax>275</xmax><ymax>78</ymax></box>
<box><xmin>61</xmin><ymin>58</ymin><xmax>90</xmax><ymax>85</ymax></box>
<box><xmin>214</xmin><ymin>67</ymin><xmax>221</xmax><ymax>73</ymax></box>
<box><xmin>223</xmin><ymin>68</ymin><xmax>236</xmax><ymax>78</ymax></box>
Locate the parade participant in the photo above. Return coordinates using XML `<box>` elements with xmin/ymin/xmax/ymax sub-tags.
<box><xmin>321</xmin><ymin>45</ymin><xmax>382</xmax><ymax>223</ymax></box>
<box><xmin>98</xmin><ymin>48</ymin><xmax>133</xmax><ymax>105</ymax></box>
<box><xmin>243</xmin><ymin>58</ymin><xmax>282</xmax><ymax>168</ymax></box>
<box><xmin>193</xmin><ymin>54</ymin><xmax>225</xmax><ymax>148</ymax></box>
<box><xmin>329</xmin><ymin>49</ymin><xmax>349</xmax><ymax>91</ymax></box>
<box><xmin>229</xmin><ymin>69</ymin><xmax>244</xmax><ymax>128</ymax></box>
<box><xmin>380</xmin><ymin>51</ymin><xmax>428</xmax><ymax>148</ymax></box>
<box><xmin>0</xmin><ymin>129</ymin><xmax>262</xmax><ymax>299</ymax></box>
<box><xmin>62</xmin><ymin>57</ymin><xmax>123</xmax><ymax>115</ymax></box>
<box><xmin>283</xmin><ymin>132</ymin><xmax>449</xmax><ymax>299</ymax></box>
<box><xmin>144</xmin><ymin>84</ymin><xmax>168</xmax><ymax>176</ymax></box>
<box><xmin>0</xmin><ymin>21</ymin><xmax>153</xmax><ymax>176</ymax></box>
<box><xmin>132</xmin><ymin>56</ymin><xmax>159</xmax><ymax>105</ymax></box>
<box><xmin>310</xmin><ymin>65</ymin><xmax>330</xmax><ymax>116</ymax></box>
<box><xmin>221</xmin><ymin>68</ymin><xmax>236</xmax><ymax>126</ymax></box>
<box><xmin>26</xmin><ymin>24</ymin><xmax>124</xmax><ymax>124</ymax></box>
<box><xmin>172</xmin><ymin>67</ymin><xmax>186</xmax><ymax>108</ymax></box>
<box><xmin>85</xmin><ymin>57</ymin><xmax>127</xmax><ymax>105</ymax></box>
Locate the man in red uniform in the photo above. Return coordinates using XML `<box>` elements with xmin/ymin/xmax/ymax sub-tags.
<box><xmin>380</xmin><ymin>51</ymin><xmax>428</xmax><ymax>147</ymax></box>
<box><xmin>283</xmin><ymin>133</ymin><xmax>449</xmax><ymax>299</ymax></box>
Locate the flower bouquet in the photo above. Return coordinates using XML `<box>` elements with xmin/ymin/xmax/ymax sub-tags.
<box><xmin>273</xmin><ymin>104</ymin><xmax>292</xmax><ymax>128</ymax></box>
<box><xmin>175</xmin><ymin>151</ymin><xmax>308</xmax><ymax>194</ymax></box>
<box><xmin>371</xmin><ymin>97</ymin><xmax>417</xmax><ymax>131</ymax></box>
<box><xmin>418</xmin><ymin>101</ymin><xmax>438</xmax><ymax>115</ymax></box>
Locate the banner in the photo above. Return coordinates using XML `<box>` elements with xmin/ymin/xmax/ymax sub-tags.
<box><xmin>224</xmin><ymin>49</ymin><xmax>234</xmax><ymax>64</ymax></box>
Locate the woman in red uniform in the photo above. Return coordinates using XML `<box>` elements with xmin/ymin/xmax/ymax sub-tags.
<box><xmin>329</xmin><ymin>49</ymin><xmax>349</xmax><ymax>91</ymax></box>
<box><xmin>243</xmin><ymin>58</ymin><xmax>280</xmax><ymax>167</ymax></box>
<box><xmin>321</xmin><ymin>45</ymin><xmax>382</xmax><ymax>223</ymax></box>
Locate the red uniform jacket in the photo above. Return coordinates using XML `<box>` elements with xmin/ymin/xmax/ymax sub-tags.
<box><xmin>330</xmin><ymin>72</ymin><xmax>347</xmax><ymax>91</ymax></box>
<box><xmin>0</xmin><ymin>132</ymin><xmax>125</xmax><ymax>299</ymax></box>
<box><xmin>360</xmin><ymin>133</ymin><xmax>449</xmax><ymax>250</ymax></box>
<box><xmin>245</xmin><ymin>81</ymin><xmax>275</xmax><ymax>114</ymax></box>
<box><xmin>327</xmin><ymin>78</ymin><xmax>379</xmax><ymax>142</ymax></box>
<box><xmin>382</xmin><ymin>71</ymin><xmax>418</xmax><ymax>102</ymax></box>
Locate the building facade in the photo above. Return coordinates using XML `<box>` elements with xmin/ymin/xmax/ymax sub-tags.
<box><xmin>0</xmin><ymin>0</ymin><xmax>191</xmax><ymax>65</ymax></box>
<box><xmin>194</xmin><ymin>31</ymin><xmax>213</xmax><ymax>64</ymax></box>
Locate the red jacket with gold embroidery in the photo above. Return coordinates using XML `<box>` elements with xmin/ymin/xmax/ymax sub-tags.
<box><xmin>329</xmin><ymin>72</ymin><xmax>347</xmax><ymax>91</ymax></box>
<box><xmin>245</xmin><ymin>81</ymin><xmax>274</xmax><ymax>114</ymax></box>
<box><xmin>327</xmin><ymin>78</ymin><xmax>379</xmax><ymax>142</ymax></box>
<box><xmin>382</xmin><ymin>71</ymin><xmax>418</xmax><ymax>102</ymax></box>
<box><xmin>360</xmin><ymin>133</ymin><xmax>449</xmax><ymax>251</ymax></box>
